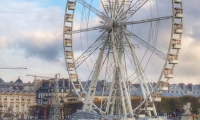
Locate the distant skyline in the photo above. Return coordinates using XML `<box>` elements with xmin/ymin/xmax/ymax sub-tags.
<box><xmin>0</xmin><ymin>0</ymin><xmax>200</xmax><ymax>84</ymax></box>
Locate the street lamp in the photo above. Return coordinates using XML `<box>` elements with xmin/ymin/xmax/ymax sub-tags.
<box><xmin>43</xmin><ymin>97</ymin><xmax>48</xmax><ymax>120</ymax></box>
<box><xmin>60</xmin><ymin>97</ymin><xmax>64</xmax><ymax>120</ymax></box>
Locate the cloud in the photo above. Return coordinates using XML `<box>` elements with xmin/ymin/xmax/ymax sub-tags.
<box><xmin>0</xmin><ymin>0</ymin><xmax>68</xmax><ymax>82</ymax></box>
<box><xmin>13</xmin><ymin>30</ymin><xmax>63</xmax><ymax>61</ymax></box>
<box><xmin>176</xmin><ymin>36</ymin><xmax>200</xmax><ymax>77</ymax></box>
<box><xmin>0</xmin><ymin>0</ymin><xmax>65</xmax><ymax>62</ymax></box>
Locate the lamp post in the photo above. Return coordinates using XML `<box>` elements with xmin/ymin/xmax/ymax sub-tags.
<box><xmin>60</xmin><ymin>97</ymin><xmax>64</xmax><ymax>120</ymax></box>
<box><xmin>43</xmin><ymin>97</ymin><xmax>48</xmax><ymax>120</ymax></box>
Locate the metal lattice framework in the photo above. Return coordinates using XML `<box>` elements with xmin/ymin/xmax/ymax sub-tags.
<box><xmin>49</xmin><ymin>74</ymin><xmax>61</xmax><ymax>120</ymax></box>
<box><xmin>63</xmin><ymin>0</ymin><xmax>183</xmax><ymax>119</ymax></box>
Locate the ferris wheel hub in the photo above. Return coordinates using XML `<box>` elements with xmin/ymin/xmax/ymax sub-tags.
<box><xmin>104</xmin><ymin>17</ymin><xmax>114</xmax><ymax>31</ymax></box>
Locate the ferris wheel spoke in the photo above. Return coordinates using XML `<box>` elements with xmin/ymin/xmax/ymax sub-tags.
<box><xmin>72</xmin><ymin>25</ymin><xmax>104</xmax><ymax>34</ymax></box>
<box><xmin>101</xmin><ymin>1</ymin><xmax>109</xmax><ymax>16</ymax></box>
<box><xmin>125</xmin><ymin>30</ymin><xmax>167</xmax><ymax>60</ymax></box>
<box><xmin>119</xmin><ymin>0</ymin><xmax>148</xmax><ymax>21</ymax></box>
<box><xmin>121</xmin><ymin>15</ymin><xmax>173</xmax><ymax>25</ymax></box>
<box><xmin>77</xmin><ymin>0</ymin><xmax>106</xmax><ymax>20</ymax></box>
<box><xmin>72</xmin><ymin>31</ymin><xmax>107</xmax><ymax>69</ymax></box>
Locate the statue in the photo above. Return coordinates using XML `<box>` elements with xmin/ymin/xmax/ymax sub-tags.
<box><xmin>182</xmin><ymin>102</ymin><xmax>192</xmax><ymax>115</ymax></box>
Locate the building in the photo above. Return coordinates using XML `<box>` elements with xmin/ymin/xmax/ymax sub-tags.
<box><xmin>0</xmin><ymin>77</ymin><xmax>35</xmax><ymax>119</ymax></box>
<box><xmin>35</xmin><ymin>78</ymin><xmax>71</xmax><ymax>104</ymax></box>
<box><xmin>161</xmin><ymin>83</ymin><xmax>200</xmax><ymax>97</ymax></box>
<box><xmin>36</xmin><ymin>79</ymin><xmax>200</xmax><ymax>100</ymax></box>
<box><xmin>1</xmin><ymin>76</ymin><xmax>198</xmax><ymax>119</ymax></box>
<box><xmin>82</xmin><ymin>81</ymin><xmax>200</xmax><ymax>100</ymax></box>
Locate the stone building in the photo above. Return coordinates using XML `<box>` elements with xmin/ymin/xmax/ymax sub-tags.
<box><xmin>81</xmin><ymin>81</ymin><xmax>200</xmax><ymax>100</ymax></box>
<box><xmin>35</xmin><ymin>78</ymin><xmax>71</xmax><ymax>104</ymax></box>
<box><xmin>0</xmin><ymin>77</ymin><xmax>35</xmax><ymax>119</ymax></box>
<box><xmin>0</xmin><ymin>76</ymin><xmax>195</xmax><ymax>119</ymax></box>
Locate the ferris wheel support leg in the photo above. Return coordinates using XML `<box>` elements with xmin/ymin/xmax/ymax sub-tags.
<box><xmin>111</xmin><ymin>31</ymin><xmax>127</xmax><ymax>116</ymax></box>
<box><xmin>83</xmin><ymin>34</ymin><xmax>109</xmax><ymax>112</ymax></box>
<box><xmin>124</xmin><ymin>33</ymin><xmax>149</xmax><ymax>98</ymax></box>
<box><xmin>110</xmin><ymin>29</ymin><xmax>134</xmax><ymax>117</ymax></box>
<box><xmin>124</xmin><ymin>32</ymin><xmax>158</xmax><ymax>117</ymax></box>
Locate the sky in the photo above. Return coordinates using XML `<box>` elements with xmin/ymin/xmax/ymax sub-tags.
<box><xmin>0</xmin><ymin>0</ymin><xmax>200</xmax><ymax>84</ymax></box>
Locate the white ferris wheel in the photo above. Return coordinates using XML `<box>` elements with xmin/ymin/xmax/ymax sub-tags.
<box><xmin>63</xmin><ymin>0</ymin><xmax>183</xmax><ymax>119</ymax></box>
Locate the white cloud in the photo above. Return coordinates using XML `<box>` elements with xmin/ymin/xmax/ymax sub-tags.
<box><xmin>0</xmin><ymin>0</ymin><xmax>66</xmax><ymax>82</ymax></box>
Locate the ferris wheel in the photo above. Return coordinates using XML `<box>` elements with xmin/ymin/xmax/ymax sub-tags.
<box><xmin>63</xmin><ymin>0</ymin><xmax>183</xmax><ymax>119</ymax></box>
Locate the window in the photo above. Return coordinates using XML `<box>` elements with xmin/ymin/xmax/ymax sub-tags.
<box><xmin>4</xmin><ymin>96</ymin><xmax>7</xmax><ymax>100</ymax></box>
<box><xmin>4</xmin><ymin>104</ymin><xmax>7</xmax><ymax>111</ymax></box>
<box><xmin>16</xmin><ymin>96</ymin><xmax>19</xmax><ymax>100</ymax></box>
<box><xmin>27</xmin><ymin>97</ymin><xmax>30</xmax><ymax>101</ymax></box>
<box><xmin>11</xmin><ymin>96</ymin><xmax>14</xmax><ymax>100</ymax></box>
<box><xmin>22</xmin><ymin>104</ymin><xmax>24</xmax><ymax>112</ymax></box>
<box><xmin>10</xmin><ymin>104</ymin><xmax>14</xmax><ymax>111</ymax></box>
<box><xmin>21</xmin><ymin>96</ymin><xmax>24</xmax><ymax>101</ymax></box>
<box><xmin>16</xmin><ymin>105</ymin><xmax>19</xmax><ymax>112</ymax></box>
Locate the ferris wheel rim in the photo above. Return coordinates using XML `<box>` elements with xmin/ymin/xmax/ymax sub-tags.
<box><xmin>63</xmin><ymin>0</ymin><xmax>183</xmax><ymax>118</ymax></box>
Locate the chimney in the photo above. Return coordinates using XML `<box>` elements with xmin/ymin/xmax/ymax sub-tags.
<box><xmin>179</xmin><ymin>83</ymin><xmax>185</xmax><ymax>90</ymax></box>
<box><xmin>188</xmin><ymin>83</ymin><xmax>193</xmax><ymax>92</ymax></box>
<box><xmin>63</xmin><ymin>79</ymin><xmax>65</xmax><ymax>88</ymax></box>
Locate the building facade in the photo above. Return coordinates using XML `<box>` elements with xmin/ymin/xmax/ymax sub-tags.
<box><xmin>35</xmin><ymin>78</ymin><xmax>71</xmax><ymax>105</ymax></box>
<box><xmin>0</xmin><ymin>77</ymin><xmax>35</xmax><ymax>119</ymax></box>
<box><xmin>0</xmin><ymin>76</ymin><xmax>196</xmax><ymax>118</ymax></box>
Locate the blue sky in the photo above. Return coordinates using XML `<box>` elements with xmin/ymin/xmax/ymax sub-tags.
<box><xmin>0</xmin><ymin>0</ymin><xmax>200</xmax><ymax>84</ymax></box>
